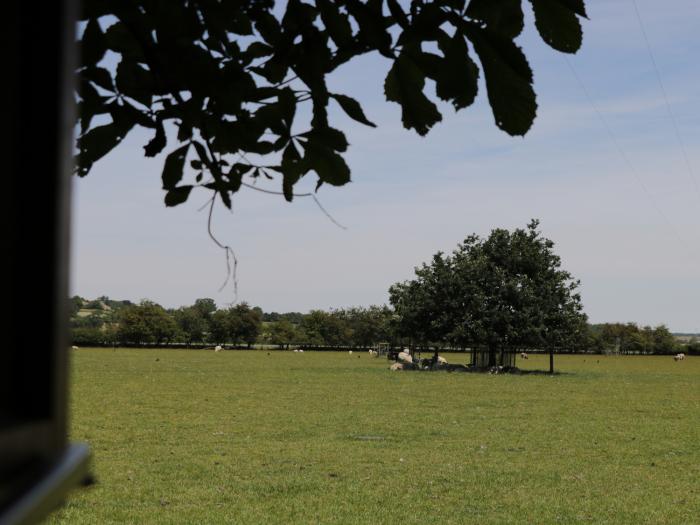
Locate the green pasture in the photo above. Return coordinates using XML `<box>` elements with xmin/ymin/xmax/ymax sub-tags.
<box><xmin>49</xmin><ymin>350</ymin><xmax>699</xmax><ymax>524</ymax></box>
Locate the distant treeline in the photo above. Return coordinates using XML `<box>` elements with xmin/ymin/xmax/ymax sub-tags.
<box><xmin>70</xmin><ymin>296</ymin><xmax>698</xmax><ymax>355</ymax></box>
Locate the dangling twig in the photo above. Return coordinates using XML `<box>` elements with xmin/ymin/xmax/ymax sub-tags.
<box><xmin>240</xmin><ymin>181</ymin><xmax>348</xmax><ymax>230</ymax></box>
<box><xmin>311</xmin><ymin>194</ymin><xmax>347</xmax><ymax>230</ymax></box>
<box><xmin>205</xmin><ymin>194</ymin><xmax>238</xmax><ymax>300</ymax></box>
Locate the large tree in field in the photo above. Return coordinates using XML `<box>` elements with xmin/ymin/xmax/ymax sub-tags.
<box><xmin>116</xmin><ymin>300</ymin><xmax>179</xmax><ymax>345</ymax></box>
<box><xmin>389</xmin><ymin>220</ymin><xmax>587</xmax><ymax>365</ymax></box>
<box><xmin>173</xmin><ymin>306</ymin><xmax>209</xmax><ymax>344</ymax></box>
<box><xmin>76</xmin><ymin>1</ymin><xmax>587</xmax><ymax>209</ymax></box>
<box><xmin>209</xmin><ymin>302</ymin><xmax>263</xmax><ymax>345</ymax></box>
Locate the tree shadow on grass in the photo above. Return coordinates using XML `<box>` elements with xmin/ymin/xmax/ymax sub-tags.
<box><xmin>400</xmin><ymin>364</ymin><xmax>569</xmax><ymax>376</ymax></box>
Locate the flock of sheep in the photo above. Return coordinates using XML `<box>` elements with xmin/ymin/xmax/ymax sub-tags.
<box><xmin>70</xmin><ymin>345</ymin><xmax>690</xmax><ymax>362</ymax></box>
<box><xmin>388</xmin><ymin>348</ymin><xmax>449</xmax><ymax>371</ymax></box>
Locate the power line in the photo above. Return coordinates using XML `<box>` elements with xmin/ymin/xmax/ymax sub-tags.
<box><xmin>563</xmin><ymin>56</ymin><xmax>696</xmax><ymax>259</ymax></box>
<box><xmin>631</xmin><ymin>0</ymin><xmax>700</xmax><ymax>199</ymax></box>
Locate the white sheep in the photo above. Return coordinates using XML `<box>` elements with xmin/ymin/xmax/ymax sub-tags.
<box><xmin>214</xmin><ymin>345</ymin><xmax>223</xmax><ymax>352</ymax></box>
<box><xmin>71</xmin><ymin>345</ymin><xmax>79</xmax><ymax>350</ymax></box>
<box><xmin>390</xmin><ymin>362</ymin><xmax>404</xmax><ymax>371</ymax></box>
<box><xmin>349</xmin><ymin>350</ymin><xmax>353</xmax><ymax>355</ymax></box>
<box><xmin>437</xmin><ymin>356</ymin><xmax>447</xmax><ymax>365</ymax></box>
<box><xmin>674</xmin><ymin>353</ymin><xmax>685</xmax><ymax>361</ymax></box>
<box><xmin>397</xmin><ymin>351</ymin><xmax>413</xmax><ymax>364</ymax></box>
<box><xmin>299</xmin><ymin>349</ymin><xmax>304</xmax><ymax>353</ymax></box>
<box><xmin>520</xmin><ymin>352</ymin><xmax>528</xmax><ymax>360</ymax></box>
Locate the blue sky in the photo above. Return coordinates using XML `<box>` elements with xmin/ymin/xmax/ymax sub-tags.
<box><xmin>71</xmin><ymin>0</ymin><xmax>700</xmax><ymax>332</ymax></box>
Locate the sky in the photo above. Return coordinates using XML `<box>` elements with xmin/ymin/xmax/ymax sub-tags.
<box><xmin>71</xmin><ymin>0</ymin><xmax>700</xmax><ymax>332</ymax></box>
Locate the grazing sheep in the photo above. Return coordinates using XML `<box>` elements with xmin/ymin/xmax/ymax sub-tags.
<box><xmin>390</xmin><ymin>362</ymin><xmax>404</xmax><ymax>371</ymax></box>
<box><xmin>520</xmin><ymin>352</ymin><xmax>528</xmax><ymax>359</ymax></box>
<box><xmin>214</xmin><ymin>345</ymin><xmax>223</xmax><ymax>352</ymax></box>
<box><xmin>437</xmin><ymin>356</ymin><xmax>447</xmax><ymax>365</ymax></box>
<box><xmin>71</xmin><ymin>345</ymin><xmax>79</xmax><ymax>350</ymax></box>
<box><xmin>349</xmin><ymin>350</ymin><xmax>353</xmax><ymax>355</ymax></box>
<box><xmin>299</xmin><ymin>349</ymin><xmax>304</xmax><ymax>353</ymax></box>
<box><xmin>397</xmin><ymin>351</ymin><xmax>413</xmax><ymax>364</ymax></box>
<box><xmin>368</xmin><ymin>349</ymin><xmax>378</xmax><ymax>357</ymax></box>
<box><xmin>674</xmin><ymin>353</ymin><xmax>685</xmax><ymax>361</ymax></box>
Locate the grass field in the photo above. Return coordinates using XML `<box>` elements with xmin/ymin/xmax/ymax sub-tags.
<box><xmin>48</xmin><ymin>350</ymin><xmax>699</xmax><ymax>524</ymax></box>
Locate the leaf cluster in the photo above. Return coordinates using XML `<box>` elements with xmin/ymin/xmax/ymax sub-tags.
<box><xmin>76</xmin><ymin>0</ymin><xmax>587</xmax><ymax>207</ymax></box>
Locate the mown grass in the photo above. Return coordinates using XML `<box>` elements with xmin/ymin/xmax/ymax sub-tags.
<box><xmin>48</xmin><ymin>350</ymin><xmax>699</xmax><ymax>524</ymax></box>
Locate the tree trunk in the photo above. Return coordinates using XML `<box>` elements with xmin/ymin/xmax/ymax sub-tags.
<box><xmin>549</xmin><ymin>349</ymin><xmax>554</xmax><ymax>374</ymax></box>
<box><xmin>488</xmin><ymin>344</ymin><xmax>497</xmax><ymax>367</ymax></box>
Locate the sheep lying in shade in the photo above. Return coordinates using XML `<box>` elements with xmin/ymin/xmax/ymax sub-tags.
<box><xmin>397</xmin><ymin>350</ymin><xmax>413</xmax><ymax>364</ymax></box>
<box><xmin>520</xmin><ymin>352</ymin><xmax>528</xmax><ymax>359</ymax></box>
<box><xmin>214</xmin><ymin>345</ymin><xmax>223</xmax><ymax>352</ymax></box>
<box><xmin>674</xmin><ymin>353</ymin><xmax>685</xmax><ymax>361</ymax></box>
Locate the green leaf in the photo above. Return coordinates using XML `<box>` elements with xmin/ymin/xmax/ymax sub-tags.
<box><xmin>161</xmin><ymin>144</ymin><xmax>190</xmax><ymax>190</ymax></box>
<box><xmin>247</xmin><ymin>141</ymin><xmax>276</xmax><ymax>155</ymax></box>
<box><xmin>254</xmin><ymin>11</ymin><xmax>282</xmax><ymax>45</ymax></box>
<box><xmin>219</xmin><ymin>190</ymin><xmax>232</xmax><ymax>209</ymax></box>
<box><xmin>465</xmin><ymin>25</ymin><xmax>537</xmax><ymax>136</ymax></box>
<box><xmin>164</xmin><ymin>185</ymin><xmax>193</xmax><ymax>207</ymax></box>
<box><xmin>386</xmin><ymin>0</ymin><xmax>409</xmax><ymax>29</ymax></box>
<box><xmin>300</xmin><ymin>127</ymin><xmax>348</xmax><ymax>153</ymax></box>
<box><xmin>465</xmin><ymin>0</ymin><xmax>524</xmax><ymax>39</ymax></box>
<box><xmin>116</xmin><ymin>59</ymin><xmax>154</xmax><ymax>107</ymax></box>
<box><xmin>556</xmin><ymin>0</ymin><xmax>587</xmax><ymax>17</ymax></box>
<box><xmin>225</xmin><ymin>163</ymin><xmax>254</xmax><ymax>194</ymax></box>
<box><xmin>225</xmin><ymin>165</ymin><xmax>242</xmax><ymax>194</ymax></box>
<box><xmin>104</xmin><ymin>22</ymin><xmax>144</xmax><ymax>61</ymax></box>
<box><xmin>318</xmin><ymin>0</ymin><xmax>353</xmax><ymax>47</ymax></box>
<box><xmin>405</xmin><ymin>3</ymin><xmax>448</xmax><ymax>42</ymax></box>
<box><xmin>109</xmin><ymin>101</ymin><xmax>151</xmax><ymax>131</ymax></box>
<box><xmin>191</xmin><ymin>141</ymin><xmax>210</xmax><ymax>168</ymax></box>
<box><xmin>330</xmin><ymin>93</ymin><xmax>376</xmax><ymax>127</ymax></box>
<box><xmin>384</xmin><ymin>52</ymin><xmax>442</xmax><ymax>136</ymax></box>
<box><xmin>76</xmin><ymin>122</ymin><xmax>127</xmax><ymax>176</ymax></box>
<box><xmin>144</xmin><ymin>121</ymin><xmax>166</xmax><ymax>157</ymax></box>
<box><xmin>303</xmin><ymin>141</ymin><xmax>351</xmax><ymax>187</ymax></box>
<box><xmin>281</xmin><ymin>142</ymin><xmax>304</xmax><ymax>202</ymax></box>
<box><xmin>251</xmin><ymin>57</ymin><xmax>289</xmax><ymax>84</ymax></box>
<box><xmin>529</xmin><ymin>0</ymin><xmax>584</xmax><ymax>54</ymax></box>
<box><xmin>81</xmin><ymin>66</ymin><xmax>114</xmax><ymax>92</ymax></box>
<box><xmin>77</xmin><ymin>98</ymin><xmax>110</xmax><ymax>135</ymax></box>
<box><xmin>435</xmin><ymin>32</ymin><xmax>479</xmax><ymax>110</ymax></box>
<box><xmin>346</xmin><ymin>0</ymin><xmax>393</xmax><ymax>57</ymax></box>
<box><xmin>278</xmin><ymin>87</ymin><xmax>297</xmax><ymax>129</ymax></box>
<box><xmin>81</xmin><ymin>19</ymin><xmax>106</xmax><ymax>67</ymax></box>
<box><xmin>242</xmin><ymin>42</ymin><xmax>274</xmax><ymax>62</ymax></box>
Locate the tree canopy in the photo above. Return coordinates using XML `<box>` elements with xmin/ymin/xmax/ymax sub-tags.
<box><xmin>389</xmin><ymin>220</ymin><xmax>588</xmax><ymax>360</ymax></box>
<box><xmin>117</xmin><ymin>300</ymin><xmax>179</xmax><ymax>344</ymax></box>
<box><xmin>76</xmin><ymin>0</ymin><xmax>587</xmax><ymax>209</ymax></box>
